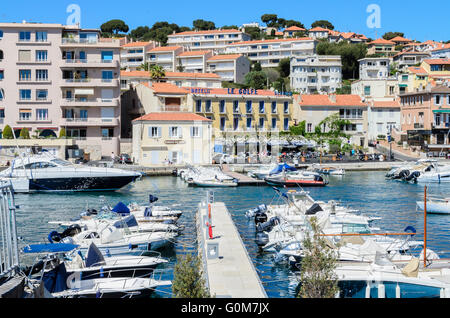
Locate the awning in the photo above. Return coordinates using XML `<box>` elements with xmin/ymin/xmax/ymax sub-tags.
<box><xmin>75</xmin><ymin>89</ymin><xmax>94</xmax><ymax>95</ymax></box>
<box><xmin>19</xmin><ymin>109</ymin><xmax>32</xmax><ymax>113</ymax></box>
<box><xmin>433</xmin><ymin>110</ymin><xmax>450</xmax><ymax>113</ymax></box>
<box><xmin>398</xmin><ymin>84</ymin><xmax>408</xmax><ymax>87</ymax></box>
<box><xmin>37</xmin><ymin>127</ymin><xmax>58</xmax><ymax>130</ymax></box>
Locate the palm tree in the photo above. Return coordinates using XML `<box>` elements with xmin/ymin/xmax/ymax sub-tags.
<box><xmin>149</xmin><ymin>65</ymin><xmax>166</xmax><ymax>82</ymax></box>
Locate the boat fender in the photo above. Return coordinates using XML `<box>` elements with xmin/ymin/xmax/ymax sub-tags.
<box><xmin>105</xmin><ymin>249</ymin><xmax>111</xmax><ymax>257</ymax></box>
<box><xmin>100</xmin><ymin>267</ymin><xmax>104</xmax><ymax>278</ymax></box>
<box><xmin>270</xmin><ymin>216</ymin><xmax>281</xmax><ymax>226</ymax></box>
<box><xmin>144</xmin><ymin>207</ymin><xmax>152</xmax><ymax>217</ymax></box>
<box><xmin>256</xmin><ymin>221</ymin><xmax>273</xmax><ymax>233</ymax></box>
<box><xmin>96</xmin><ymin>290</ymin><xmax>101</xmax><ymax>298</ymax></box>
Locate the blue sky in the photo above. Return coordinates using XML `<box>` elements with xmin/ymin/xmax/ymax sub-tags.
<box><xmin>1</xmin><ymin>0</ymin><xmax>448</xmax><ymax>42</ymax></box>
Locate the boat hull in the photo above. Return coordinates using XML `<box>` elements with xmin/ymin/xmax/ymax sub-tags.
<box><xmin>417</xmin><ymin>201</ymin><xmax>450</xmax><ymax>214</ymax></box>
<box><xmin>264</xmin><ymin>178</ymin><xmax>327</xmax><ymax>187</ymax></box>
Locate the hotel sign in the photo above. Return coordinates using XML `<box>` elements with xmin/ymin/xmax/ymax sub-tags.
<box><xmin>190</xmin><ymin>87</ymin><xmax>293</xmax><ymax>96</ymax></box>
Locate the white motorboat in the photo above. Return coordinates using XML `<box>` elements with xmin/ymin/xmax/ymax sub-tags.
<box><xmin>192</xmin><ymin>179</ymin><xmax>238</xmax><ymax>187</ymax></box>
<box><xmin>247</xmin><ymin>164</ymin><xmax>279</xmax><ymax>180</ymax></box>
<box><xmin>417</xmin><ymin>198</ymin><xmax>450</xmax><ymax>214</ymax></box>
<box><xmin>0</xmin><ymin>152</ymin><xmax>141</xmax><ymax>193</ymax></box>
<box><xmin>312</xmin><ymin>165</ymin><xmax>345</xmax><ymax>175</ymax></box>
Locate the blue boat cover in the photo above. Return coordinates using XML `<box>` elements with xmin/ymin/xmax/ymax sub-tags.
<box><xmin>113</xmin><ymin>214</ymin><xmax>138</xmax><ymax>229</ymax></box>
<box><xmin>85</xmin><ymin>243</ymin><xmax>105</xmax><ymax>267</ymax></box>
<box><xmin>22</xmin><ymin>243</ymin><xmax>79</xmax><ymax>254</ymax></box>
<box><xmin>149</xmin><ymin>195</ymin><xmax>159</xmax><ymax>204</ymax></box>
<box><xmin>43</xmin><ymin>263</ymin><xmax>68</xmax><ymax>293</ymax></box>
<box><xmin>269</xmin><ymin>163</ymin><xmax>296</xmax><ymax>175</ymax></box>
<box><xmin>111</xmin><ymin>202</ymin><xmax>130</xmax><ymax>215</ymax></box>
<box><xmin>144</xmin><ymin>207</ymin><xmax>152</xmax><ymax>217</ymax></box>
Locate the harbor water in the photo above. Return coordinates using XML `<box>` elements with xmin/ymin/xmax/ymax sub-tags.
<box><xmin>15</xmin><ymin>171</ymin><xmax>450</xmax><ymax>298</ymax></box>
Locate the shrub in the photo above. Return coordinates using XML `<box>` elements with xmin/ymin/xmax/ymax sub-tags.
<box><xmin>59</xmin><ymin>128</ymin><xmax>66</xmax><ymax>139</ymax></box>
<box><xmin>2</xmin><ymin>125</ymin><xmax>13</xmax><ymax>139</ymax></box>
<box><xmin>19</xmin><ymin>128</ymin><xmax>30</xmax><ymax>139</ymax></box>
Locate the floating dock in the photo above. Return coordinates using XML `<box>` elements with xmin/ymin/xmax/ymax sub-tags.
<box><xmin>221</xmin><ymin>164</ymin><xmax>266</xmax><ymax>186</ymax></box>
<box><xmin>197</xmin><ymin>199</ymin><xmax>267</xmax><ymax>298</ymax></box>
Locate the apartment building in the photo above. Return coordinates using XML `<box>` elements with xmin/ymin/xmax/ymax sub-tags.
<box><xmin>367</xmin><ymin>100</ymin><xmax>401</xmax><ymax>141</ymax></box>
<box><xmin>432</xmin><ymin>44</ymin><xmax>450</xmax><ymax>59</ymax></box>
<box><xmin>399</xmin><ymin>85</ymin><xmax>450</xmax><ymax>151</ymax></box>
<box><xmin>146</xmin><ymin>46</ymin><xmax>184</xmax><ymax>71</ymax></box>
<box><xmin>132</xmin><ymin>112</ymin><xmax>212</xmax><ymax>166</ymax></box>
<box><xmin>120</xmin><ymin>41</ymin><xmax>156</xmax><ymax>70</ymax></box>
<box><xmin>167</xmin><ymin>29</ymin><xmax>251</xmax><ymax>54</ymax></box>
<box><xmin>283</xmin><ymin>26</ymin><xmax>306</xmax><ymax>38</ymax></box>
<box><xmin>176</xmin><ymin>50</ymin><xmax>213</xmax><ymax>73</ymax></box>
<box><xmin>225</xmin><ymin>37</ymin><xmax>317</xmax><ymax>68</ymax></box>
<box><xmin>0</xmin><ymin>22</ymin><xmax>121</xmax><ymax>160</ymax></box>
<box><xmin>289</xmin><ymin>55</ymin><xmax>342</xmax><ymax>94</ymax></box>
<box><xmin>399</xmin><ymin>59</ymin><xmax>450</xmax><ymax>94</ymax></box>
<box><xmin>308</xmin><ymin>27</ymin><xmax>330</xmax><ymax>40</ymax></box>
<box><xmin>295</xmin><ymin>94</ymin><xmax>369</xmax><ymax>147</ymax></box>
<box><xmin>206</xmin><ymin>54</ymin><xmax>250</xmax><ymax>83</ymax></box>
<box><xmin>392</xmin><ymin>51</ymin><xmax>431</xmax><ymax>72</ymax></box>
<box><xmin>367</xmin><ymin>38</ymin><xmax>398</xmax><ymax>57</ymax></box>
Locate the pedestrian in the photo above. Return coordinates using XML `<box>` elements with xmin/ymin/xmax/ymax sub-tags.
<box><xmin>111</xmin><ymin>152</ymin><xmax>115</xmax><ymax>162</ymax></box>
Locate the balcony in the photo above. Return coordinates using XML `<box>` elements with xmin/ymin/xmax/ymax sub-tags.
<box><xmin>414</xmin><ymin>123</ymin><xmax>425</xmax><ymax>129</ymax></box>
<box><xmin>61</xmin><ymin>38</ymin><xmax>120</xmax><ymax>48</ymax></box>
<box><xmin>61</xmin><ymin>59</ymin><xmax>119</xmax><ymax>68</ymax></box>
<box><xmin>61</xmin><ymin>98</ymin><xmax>119</xmax><ymax>107</ymax></box>
<box><xmin>60</xmin><ymin>78</ymin><xmax>119</xmax><ymax>87</ymax></box>
<box><xmin>433</xmin><ymin>123</ymin><xmax>450</xmax><ymax>129</ymax></box>
<box><xmin>62</xmin><ymin>118</ymin><xmax>119</xmax><ymax>126</ymax></box>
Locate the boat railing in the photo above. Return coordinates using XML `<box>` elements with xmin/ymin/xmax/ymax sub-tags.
<box><xmin>0</xmin><ymin>182</ymin><xmax>19</xmax><ymax>280</ymax></box>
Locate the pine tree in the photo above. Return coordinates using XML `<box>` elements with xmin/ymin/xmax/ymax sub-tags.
<box><xmin>298</xmin><ymin>216</ymin><xmax>339</xmax><ymax>298</ymax></box>
<box><xmin>19</xmin><ymin>128</ymin><xmax>30</xmax><ymax>139</ymax></box>
<box><xmin>2</xmin><ymin>125</ymin><xmax>13</xmax><ymax>139</ymax></box>
<box><xmin>172</xmin><ymin>253</ymin><xmax>210</xmax><ymax>298</ymax></box>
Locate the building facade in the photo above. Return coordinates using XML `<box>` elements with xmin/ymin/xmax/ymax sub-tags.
<box><xmin>206</xmin><ymin>54</ymin><xmax>250</xmax><ymax>83</ymax></box>
<box><xmin>367</xmin><ymin>39</ymin><xmax>397</xmax><ymax>57</ymax></box>
<box><xmin>0</xmin><ymin>22</ymin><xmax>121</xmax><ymax>160</ymax></box>
<box><xmin>120</xmin><ymin>41</ymin><xmax>156</xmax><ymax>70</ymax></box>
<box><xmin>176</xmin><ymin>50</ymin><xmax>213</xmax><ymax>73</ymax></box>
<box><xmin>147</xmin><ymin>46</ymin><xmax>184</xmax><ymax>71</ymax></box>
<box><xmin>290</xmin><ymin>55</ymin><xmax>342</xmax><ymax>94</ymax></box>
<box><xmin>367</xmin><ymin>100</ymin><xmax>401</xmax><ymax>141</ymax></box>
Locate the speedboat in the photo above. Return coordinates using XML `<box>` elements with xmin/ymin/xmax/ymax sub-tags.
<box><xmin>192</xmin><ymin>179</ymin><xmax>238</xmax><ymax>187</ymax></box>
<box><xmin>313</xmin><ymin>165</ymin><xmax>345</xmax><ymax>175</ymax></box>
<box><xmin>0</xmin><ymin>152</ymin><xmax>141</xmax><ymax>193</ymax></box>
<box><xmin>247</xmin><ymin>164</ymin><xmax>279</xmax><ymax>180</ymax></box>
<box><xmin>417</xmin><ymin>197</ymin><xmax>450</xmax><ymax>214</ymax></box>
<box><xmin>265</xmin><ymin>173</ymin><xmax>328</xmax><ymax>187</ymax></box>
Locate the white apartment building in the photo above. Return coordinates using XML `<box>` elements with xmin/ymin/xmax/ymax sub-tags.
<box><xmin>367</xmin><ymin>100</ymin><xmax>401</xmax><ymax>141</ymax></box>
<box><xmin>358</xmin><ymin>57</ymin><xmax>391</xmax><ymax>80</ymax></box>
<box><xmin>167</xmin><ymin>29</ymin><xmax>251</xmax><ymax>54</ymax></box>
<box><xmin>146</xmin><ymin>46</ymin><xmax>184</xmax><ymax>71</ymax></box>
<box><xmin>289</xmin><ymin>55</ymin><xmax>342</xmax><ymax>94</ymax></box>
<box><xmin>393</xmin><ymin>51</ymin><xmax>431</xmax><ymax>72</ymax></box>
<box><xmin>225</xmin><ymin>38</ymin><xmax>317</xmax><ymax>68</ymax></box>
<box><xmin>0</xmin><ymin>22</ymin><xmax>121</xmax><ymax>160</ymax></box>
<box><xmin>432</xmin><ymin>44</ymin><xmax>450</xmax><ymax>59</ymax></box>
<box><xmin>176</xmin><ymin>51</ymin><xmax>213</xmax><ymax>73</ymax></box>
<box><xmin>120</xmin><ymin>41</ymin><xmax>156</xmax><ymax>70</ymax></box>
<box><xmin>206</xmin><ymin>54</ymin><xmax>250</xmax><ymax>83</ymax></box>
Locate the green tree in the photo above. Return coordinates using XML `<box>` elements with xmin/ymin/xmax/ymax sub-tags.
<box><xmin>244</xmin><ymin>71</ymin><xmax>267</xmax><ymax>89</ymax></box>
<box><xmin>251</xmin><ymin>61</ymin><xmax>262</xmax><ymax>72</ymax></box>
<box><xmin>221</xmin><ymin>25</ymin><xmax>239</xmax><ymax>30</ymax></box>
<box><xmin>244</xmin><ymin>26</ymin><xmax>263</xmax><ymax>40</ymax></box>
<box><xmin>382</xmin><ymin>32</ymin><xmax>404</xmax><ymax>40</ymax></box>
<box><xmin>311</xmin><ymin>20</ymin><xmax>334</xmax><ymax>30</ymax></box>
<box><xmin>19</xmin><ymin>128</ymin><xmax>30</xmax><ymax>139</ymax></box>
<box><xmin>100</xmin><ymin>19</ymin><xmax>129</xmax><ymax>35</ymax></box>
<box><xmin>289</xmin><ymin>121</ymin><xmax>306</xmax><ymax>136</ymax></box>
<box><xmin>129</xmin><ymin>26</ymin><xmax>150</xmax><ymax>40</ymax></box>
<box><xmin>149</xmin><ymin>65</ymin><xmax>166</xmax><ymax>82</ymax></box>
<box><xmin>2</xmin><ymin>125</ymin><xmax>13</xmax><ymax>139</ymax></box>
<box><xmin>193</xmin><ymin>19</ymin><xmax>216</xmax><ymax>31</ymax></box>
<box><xmin>285</xmin><ymin>20</ymin><xmax>305</xmax><ymax>29</ymax></box>
<box><xmin>298</xmin><ymin>216</ymin><xmax>339</xmax><ymax>298</ymax></box>
<box><xmin>137</xmin><ymin>22</ymin><xmax>182</xmax><ymax>45</ymax></box>
<box><xmin>59</xmin><ymin>128</ymin><xmax>66</xmax><ymax>139</ymax></box>
<box><xmin>261</xmin><ymin>14</ymin><xmax>279</xmax><ymax>28</ymax></box>
<box><xmin>172</xmin><ymin>253</ymin><xmax>210</xmax><ymax>298</ymax></box>
<box><xmin>277</xmin><ymin>58</ymin><xmax>291</xmax><ymax>78</ymax></box>
<box><xmin>318</xmin><ymin>113</ymin><xmax>350</xmax><ymax>139</ymax></box>
<box><xmin>138</xmin><ymin>62</ymin><xmax>150</xmax><ymax>71</ymax></box>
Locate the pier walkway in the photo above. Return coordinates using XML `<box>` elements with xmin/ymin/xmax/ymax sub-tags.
<box><xmin>197</xmin><ymin>199</ymin><xmax>267</xmax><ymax>298</ymax></box>
<box><xmin>221</xmin><ymin>164</ymin><xmax>266</xmax><ymax>186</ymax></box>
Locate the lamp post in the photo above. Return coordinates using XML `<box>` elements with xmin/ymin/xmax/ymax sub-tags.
<box><xmin>387</xmin><ymin>125</ymin><xmax>392</xmax><ymax>161</ymax></box>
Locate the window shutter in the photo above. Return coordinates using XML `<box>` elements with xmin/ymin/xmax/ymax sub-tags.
<box><xmin>169</xmin><ymin>127</ymin><xmax>173</xmax><ymax>138</ymax></box>
<box><xmin>190</xmin><ymin>127</ymin><xmax>194</xmax><ymax>137</ymax></box>
<box><xmin>148</xmin><ymin>127</ymin><xmax>152</xmax><ymax>137</ymax></box>
<box><xmin>178</xmin><ymin>126</ymin><xmax>183</xmax><ymax>138</ymax></box>
<box><xmin>199</xmin><ymin>126</ymin><xmax>203</xmax><ymax>138</ymax></box>
<box><xmin>157</xmin><ymin>127</ymin><xmax>162</xmax><ymax>138</ymax></box>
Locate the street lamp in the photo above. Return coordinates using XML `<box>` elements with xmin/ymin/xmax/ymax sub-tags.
<box><xmin>387</xmin><ymin>125</ymin><xmax>392</xmax><ymax>161</ymax></box>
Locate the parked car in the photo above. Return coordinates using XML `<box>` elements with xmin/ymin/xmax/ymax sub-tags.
<box><xmin>118</xmin><ymin>153</ymin><xmax>133</xmax><ymax>164</ymax></box>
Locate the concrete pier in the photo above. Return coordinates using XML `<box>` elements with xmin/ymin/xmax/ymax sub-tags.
<box><xmin>221</xmin><ymin>164</ymin><xmax>266</xmax><ymax>186</ymax></box>
<box><xmin>197</xmin><ymin>200</ymin><xmax>267</xmax><ymax>298</ymax></box>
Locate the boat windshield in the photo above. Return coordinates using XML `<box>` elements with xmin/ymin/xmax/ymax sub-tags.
<box><xmin>51</xmin><ymin>159</ymin><xmax>72</xmax><ymax>166</ymax></box>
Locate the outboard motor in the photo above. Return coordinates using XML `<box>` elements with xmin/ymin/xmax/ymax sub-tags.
<box><xmin>256</xmin><ymin>217</ymin><xmax>281</xmax><ymax>233</ymax></box>
<box><xmin>254</xmin><ymin>212</ymin><xmax>268</xmax><ymax>225</ymax></box>
<box><xmin>48</xmin><ymin>224</ymin><xmax>82</xmax><ymax>243</ymax></box>
<box><xmin>405</xmin><ymin>171</ymin><xmax>420</xmax><ymax>182</ymax></box>
<box><xmin>305</xmin><ymin>203</ymin><xmax>323</xmax><ymax>215</ymax></box>
<box><xmin>255</xmin><ymin>232</ymin><xmax>269</xmax><ymax>247</ymax></box>
<box><xmin>398</xmin><ymin>170</ymin><xmax>410</xmax><ymax>180</ymax></box>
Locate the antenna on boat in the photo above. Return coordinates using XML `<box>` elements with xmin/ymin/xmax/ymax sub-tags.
<box><xmin>424</xmin><ymin>186</ymin><xmax>427</xmax><ymax>268</ymax></box>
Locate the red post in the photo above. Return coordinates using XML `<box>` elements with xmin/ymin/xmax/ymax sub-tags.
<box><xmin>208</xmin><ymin>204</ymin><xmax>211</xmax><ymax>220</ymax></box>
<box><xmin>208</xmin><ymin>224</ymin><xmax>213</xmax><ymax>239</ymax></box>
<box><xmin>424</xmin><ymin>186</ymin><xmax>427</xmax><ymax>268</ymax></box>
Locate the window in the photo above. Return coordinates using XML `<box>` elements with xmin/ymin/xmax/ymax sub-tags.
<box><xmin>20</xmin><ymin>89</ymin><xmax>31</xmax><ymax>100</ymax></box>
<box><xmin>19</xmin><ymin>31</ymin><xmax>31</xmax><ymax>42</ymax></box>
<box><xmin>0</xmin><ymin>50</ymin><xmax>3</xmax><ymax>60</ymax></box>
<box><xmin>0</xmin><ymin>109</ymin><xmax>4</xmax><ymax>118</ymax></box>
<box><xmin>246</xmin><ymin>117</ymin><xmax>252</xmax><ymax>129</ymax></box>
<box><xmin>36</xmin><ymin>109</ymin><xmax>48</xmax><ymax>121</ymax></box>
<box><xmin>0</xmin><ymin>89</ymin><xmax>4</xmax><ymax>100</ymax></box>
<box><xmin>259</xmin><ymin>117</ymin><xmax>264</xmax><ymax>129</ymax></box>
<box><xmin>0</xmin><ymin>70</ymin><xmax>3</xmax><ymax>80</ymax></box>
<box><xmin>364</xmin><ymin>86</ymin><xmax>371</xmax><ymax>96</ymax></box>
<box><xmin>307</xmin><ymin>123</ymin><xmax>312</xmax><ymax>133</ymax></box>
<box><xmin>19</xmin><ymin>70</ymin><xmax>31</xmax><ymax>81</ymax></box>
<box><xmin>435</xmin><ymin>95</ymin><xmax>441</xmax><ymax>105</ymax></box>
<box><xmin>271</xmin><ymin>101</ymin><xmax>277</xmax><ymax>114</ymax></box>
<box><xmin>79</xmin><ymin>110</ymin><xmax>88</xmax><ymax>119</ymax></box>
<box><xmin>18</xmin><ymin>50</ymin><xmax>31</xmax><ymax>62</ymax></box>
<box><xmin>233</xmin><ymin>100</ymin><xmax>239</xmax><ymax>113</ymax></box>
<box><xmin>191</xmin><ymin>126</ymin><xmax>201</xmax><ymax>137</ymax></box>
<box><xmin>196</xmin><ymin>100</ymin><xmax>202</xmax><ymax>112</ymax></box>
<box><xmin>246</xmin><ymin>100</ymin><xmax>252</xmax><ymax>113</ymax></box>
<box><xmin>233</xmin><ymin>117</ymin><xmax>239</xmax><ymax>130</ymax></box>
<box><xmin>283</xmin><ymin>102</ymin><xmax>289</xmax><ymax>114</ymax></box>
<box><xmin>219</xmin><ymin>100</ymin><xmax>225</xmax><ymax>113</ymax></box>
<box><xmin>259</xmin><ymin>101</ymin><xmax>265</xmax><ymax>114</ymax></box>
<box><xmin>102</xmin><ymin>71</ymin><xmax>113</xmax><ymax>82</ymax></box>
<box><xmin>272</xmin><ymin>118</ymin><xmax>277</xmax><ymax>129</ymax></box>
<box><xmin>169</xmin><ymin>126</ymin><xmax>181</xmax><ymax>138</ymax></box>
<box><xmin>35</xmin><ymin>31</ymin><xmax>47</xmax><ymax>42</ymax></box>
<box><xmin>36</xmin><ymin>50</ymin><xmax>48</xmax><ymax>62</ymax></box>
<box><xmin>148</xmin><ymin>126</ymin><xmax>161</xmax><ymax>138</ymax></box>
<box><xmin>284</xmin><ymin>118</ymin><xmax>289</xmax><ymax>131</ymax></box>
<box><xmin>19</xmin><ymin>109</ymin><xmax>31</xmax><ymax>120</ymax></box>
<box><xmin>36</xmin><ymin>89</ymin><xmax>48</xmax><ymax>100</ymax></box>
<box><xmin>101</xmin><ymin>51</ymin><xmax>113</xmax><ymax>61</ymax></box>
<box><xmin>220</xmin><ymin>117</ymin><xmax>226</xmax><ymax>131</ymax></box>
<box><xmin>36</xmin><ymin>70</ymin><xmax>48</xmax><ymax>81</ymax></box>
<box><xmin>0</xmin><ymin>30</ymin><xmax>3</xmax><ymax>39</ymax></box>
<box><xmin>205</xmin><ymin>100</ymin><xmax>212</xmax><ymax>113</ymax></box>
<box><xmin>101</xmin><ymin>128</ymin><xmax>114</xmax><ymax>138</ymax></box>
<box><xmin>67</xmin><ymin>128</ymin><xmax>87</xmax><ymax>139</ymax></box>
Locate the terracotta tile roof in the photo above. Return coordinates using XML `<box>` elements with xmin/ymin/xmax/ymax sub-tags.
<box><xmin>275</xmin><ymin>31</ymin><xmax>284</xmax><ymax>36</ymax></box>
<box><xmin>309</xmin><ymin>27</ymin><xmax>331</xmax><ymax>32</ymax></box>
<box><xmin>432</xmin><ymin>43</ymin><xmax>450</xmax><ymax>52</ymax></box>
<box><xmin>424</xmin><ymin>58</ymin><xmax>450</xmax><ymax>65</ymax></box>
<box><xmin>340</xmin><ymin>32</ymin><xmax>356</xmax><ymax>39</ymax></box>
<box><xmin>148</xmin><ymin>46</ymin><xmax>182</xmax><ymax>52</ymax></box>
<box><xmin>142</xmin><ymin>82</ymin><xmax>189</xmax><ymax>94</ymax></box>
<box><xmin>371</xmin><ymin>100</ymin><xmax>401</xmax><ymax>108</ymax></box>
<box><xmin>177</xmin><ymin>50</ymin><xmax>212</xmax><ymax>57</ymax></box>
<box><xmin>393</xmin><ymin>50</ymin><xmax>430</xmax><ymax>58</ymax></box>
<box><xmin>369</xmin><ymin>38</ymin><xmax>395</xmax><ymax>45</ymax></box>
<box><xmin>207</xmin><ymin>54</ymin><xmax>242</xmax><ymax>61</ymax></box>
<box><xmin>357</xmin><ymin>34</ymin><xmax>368</xmax><ymax>40</ymax></box>
<box><xmin>121</xmin><ymin>70</ymin><xmax>150</xmax><ymax>77</ymax></box>
<box><xmin>134</xmin><ymin>112</ymin><xmax>212</xmax><ymax>122</ymax></box>
<box><xmin>284</xmin><ymin>26</ymin><xmax>305</xmax><ymax>32</ymax></box>
<box><xmin>229</xmin><ymin>37</ymin><xmax>313</xmax><ymax>46</ymax></box>
<box><xmin>390</xmin><ymin>36</ymin><xmax>412</xmax><ymax>43</ymax></box>
<box><xmin>297</xmin><ymin>94</ymin><xmax>366</xmax><ymax>106</ymax></box>
<box><xmin>121</xmin><ymin>41</ymin><xmax>152</xmax><ymax>48</ymax></box>
<box><xmin>329</xmin><ymin>30</ymin><xmax>341</xmax><ymax>37</ymax></box>
<box><xmin>169</xmin><ymin>29</ymin><xmax>241</xmax><ymax>36</ymax></box>
<box><xmin>407</xmin><ymin>67</ymin><xmax>428</xmax><ymax>75</ymax></box>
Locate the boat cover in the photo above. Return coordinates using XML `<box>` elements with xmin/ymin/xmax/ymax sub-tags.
<box><xmin>22</xmin><ymin>243</ymin><xmax>79</xmax><ymax>254</ymax></box>
<box><xmin>401</xmin><ymin>257</ymin><xmax>419</xmax><ymax>277</ymax></box>
<box><xmin>269</xmin><ymin>163</ymin><xmax>297</xmax><ymax>175</ymax></box>
<box><xmin>111</xmin><ymin>202</ymin><xmax>130</xmax><ymax>215</ymax></box>
<box><xmin>149</xmin><ymin>195</ymin><xmax>159</xmax><ymax>204</ymax></box>
<box><xmin>144</xmin><ymin>207</ymin><xmax>152</xmax><ymax>217</ymax></box>
<box><xmin>43</xmin><ymin>263</ymin><xmax>68</xmax><ymax>293</ymax></box>
<box><xmin>113</xmin><ymin>214</ymin><xmax>139</xmax><ymax>229</ymax></box>
<box><xmin>85</xmin><ymin>243</ymin><xmax>105</xmax><ymax>267</ymax></box>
